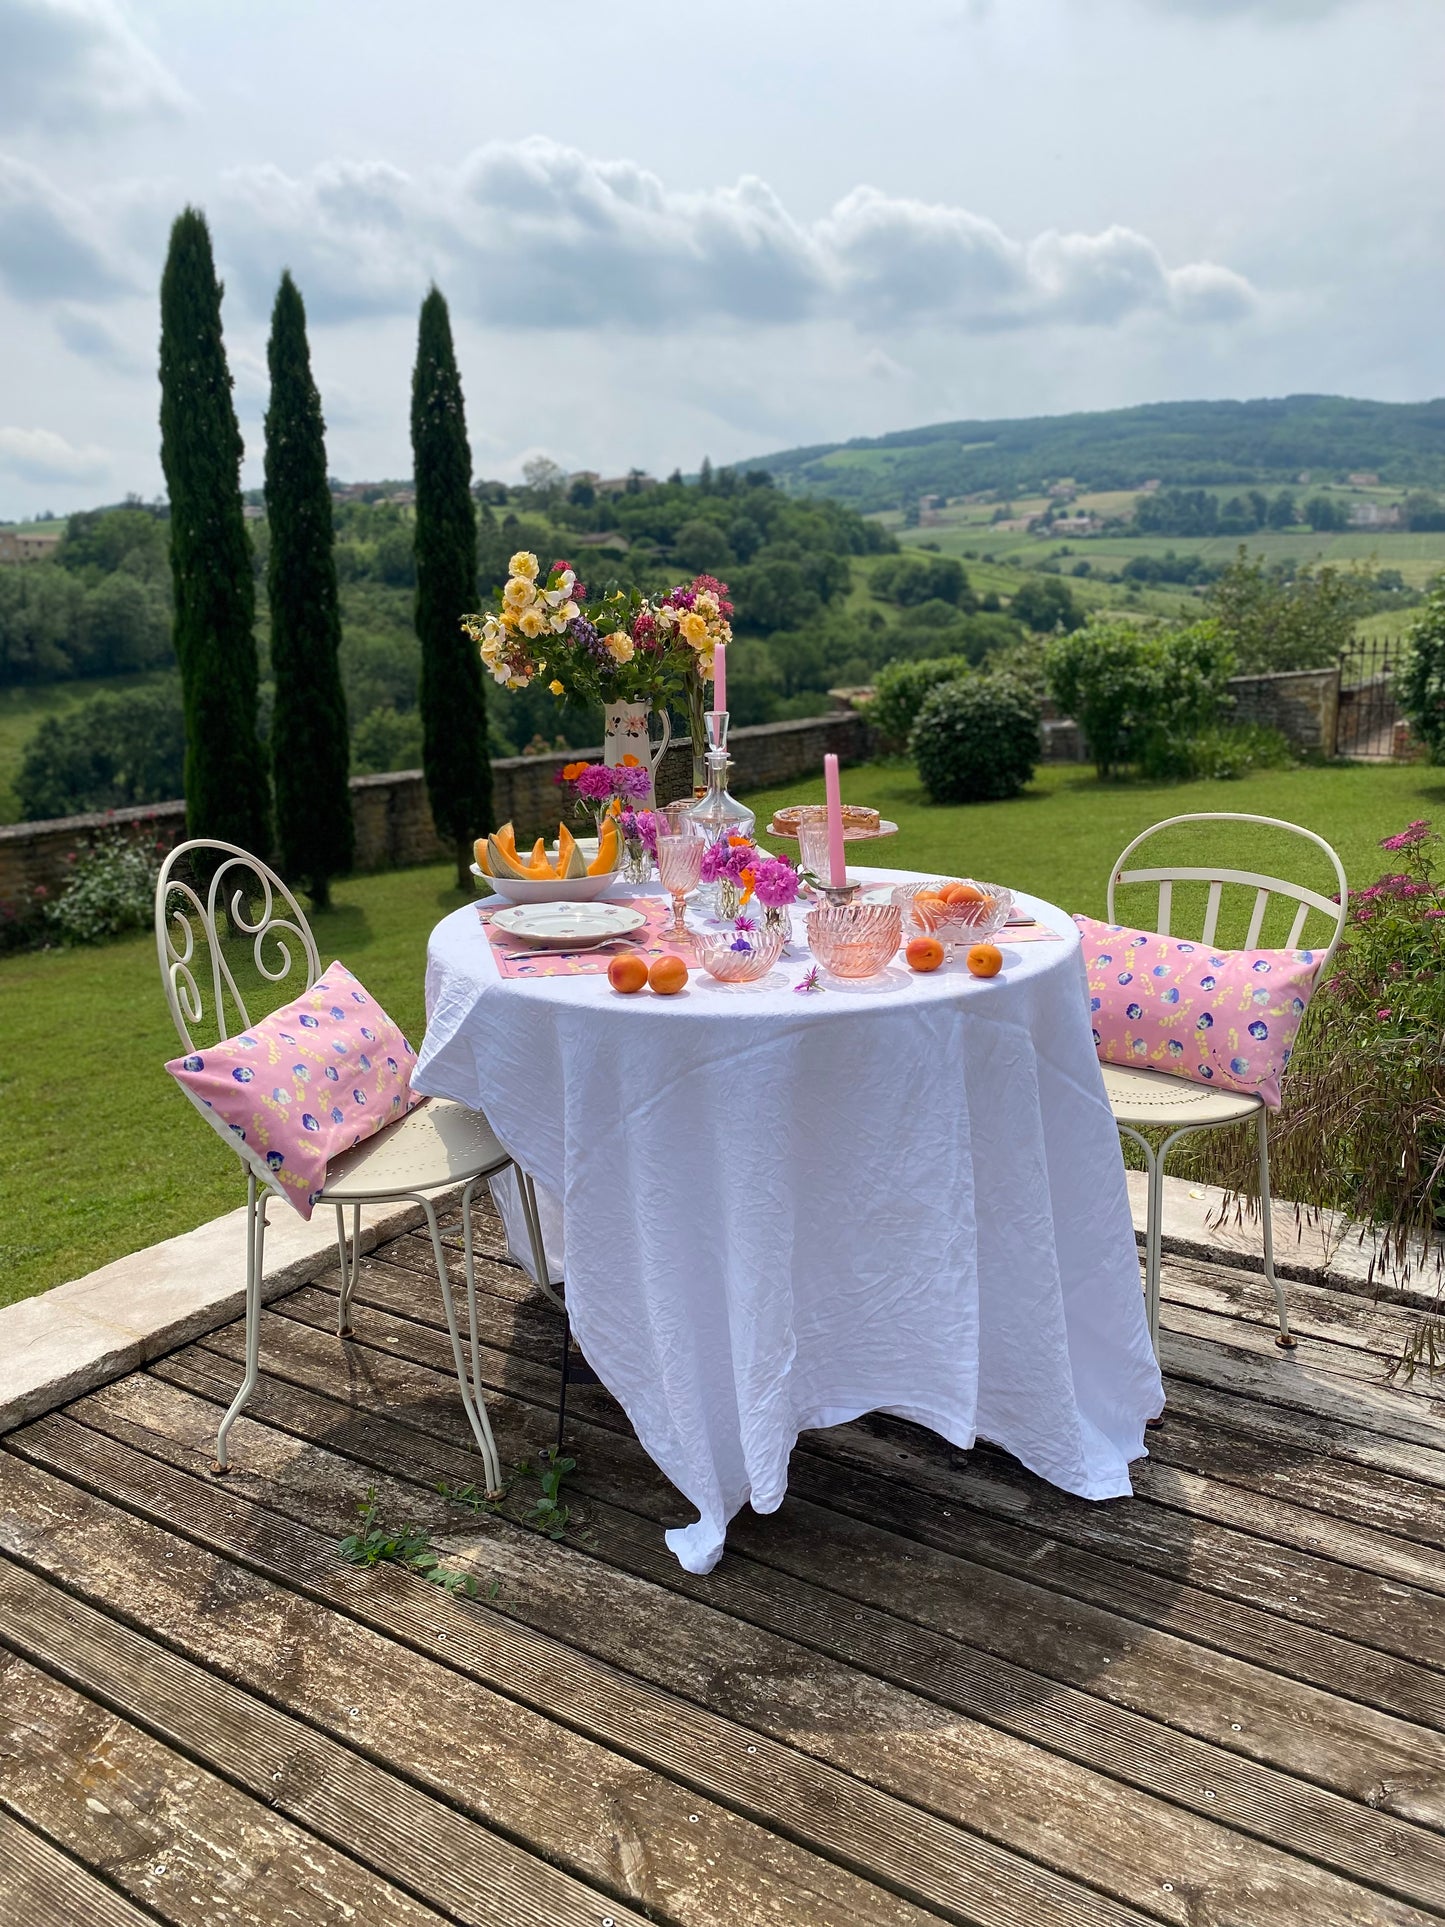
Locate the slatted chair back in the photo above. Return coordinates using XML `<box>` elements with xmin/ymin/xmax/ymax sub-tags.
<box><xmin>1106</xmin><ymin>812</ymin><xmax>1348</xmax><ymax>976</ymax></box>
<box><xmin>155</xmin><ymin>839</ymin><xmax>321</xmax><ymax>1054</ymax></box>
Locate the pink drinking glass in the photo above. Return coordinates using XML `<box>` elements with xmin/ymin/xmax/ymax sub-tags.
<box><xmin>655</xmin><ymin>815</ymin><xmax>706</xmax><ymax>939</ymax></box>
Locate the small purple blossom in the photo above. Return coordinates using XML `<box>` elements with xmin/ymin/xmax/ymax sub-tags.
<box><xmin>733</xmin><ymin>913</ymin><xmax>756</xmax><ymax>932</ymax></box>
<box><xmin>795</xmin><ymin>965</ymin><xmax>822</xmax><ymax>993</ymax></box>
<box><xmin>730</xmin><ymin>935</ymin><xmax>753</xmax><ymax>953</ymax></box>
<box><xmin>1380</xmin><ymin>820</ymin><xmax>1431</xmax><ymax>852</ymax></box>
<box><xmin>620</xmin><ymin>809</ymin><xmax>658</xmax><ymax>854</ymax></box>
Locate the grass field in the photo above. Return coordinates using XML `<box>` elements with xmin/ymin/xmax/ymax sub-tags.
<box><xmin>0</xmin><ymin>671</ymin><xmax>173</xmax><ymax>822</ymax></box>
<box><xmin>3</xmin><ymin>756</ymin><xmax>1439</xmax><ymax>1310</ymax></box>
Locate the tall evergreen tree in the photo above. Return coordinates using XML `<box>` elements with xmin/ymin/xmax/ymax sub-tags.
<box><xmin>158</xmin><ymin>207</ymin><xmax>271</xmax><ymax>857</ymax></box>
<box><xmin>264</xmin><ymin>270</ymin><xmax>353</xmax><ymax>906</ymax></box>
<box><xmin>411</xmin><ymin>286</ymin><xmax>489</xmax><ymax>887</ymax></box>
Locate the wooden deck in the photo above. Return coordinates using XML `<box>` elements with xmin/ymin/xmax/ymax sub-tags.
<box><xmin>3</xmin><ymin>1200</ymin><xmax>1444</xmax><ymax>1927</ymax></box>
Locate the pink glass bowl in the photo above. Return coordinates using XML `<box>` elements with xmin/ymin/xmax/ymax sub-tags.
<box><xmin>892</xmin><ymin>878</ymin><xmax>1013</xmax><ymax>955</ymax></box>
<box><xmin>693</xmin><ymin>923</ymin><xmax>788</xmax><ymax>983</ymax></box>
<box><xmin>806</xmin><ymin>900</ymin><xmax>903</xmax><ymax>978</ymax></box>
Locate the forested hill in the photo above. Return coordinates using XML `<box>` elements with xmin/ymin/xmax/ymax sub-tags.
<box><xmin>753</xmin><ymin>395</ymin><xmax>1445</xmax><ymax>511</ymax></box>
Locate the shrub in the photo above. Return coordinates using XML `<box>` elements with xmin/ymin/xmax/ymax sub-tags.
<box><xmin>1044</xmin><ymin>619</ymin><xmax>1234</xmax><ymax>780</ymax></box>
<box><xmin>1162</xmin><ymin>722</ymin><xmax>1294</xmax><ymax>782</ymax></box>
<box><xmin>1009</xmin><ymin>575</ymin><xmax>1085</xmax><ymax>634</ymax></box>
<box><xmin>44</xmin><ymin>836</ymin><xmax>161</xmax><ymax>945</ymax></box>
<box><xmin>909</xmin><ymin>676</ymin><xmax>1040</xmax><ymax>804</ymax></box>
<box><xmin>1184</xmin><ymin>821</ymin><xmax>1445</xmax><ymax>1308</ymax></box>
<box><xmin>1399</xmin><ymin>584</ymin><xmax>1445</xmax><ymax>763</ymax></box>
<box><xmin>352</xmin><ymin>704</ymin><xmax>424</xmax><ymax>775</ymax></box>
<box><xmin>1204</xmin><ymin>547</ymin><xmax>1373</xmax><ymax>673</ymax></box>
<box><xmin>867</xmin><ymin>655</ymin><xmax>973</xmax><ymax>754</ymax></box>
<box><xmin>16</xmin><ymin>681</ymin><xmax>185</xmax><ymax>820</ymax></box>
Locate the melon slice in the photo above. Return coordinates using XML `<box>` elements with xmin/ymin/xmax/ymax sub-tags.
<box><xmin>473</xmin><ymin>838</ymin><xmax>492</xmax><ymax>876</ymax></box>
<box><xmin>587</xmin><ymin>817</ymin><xmax>621</xmax><ymax>875</ymax></box>
<box><xmin>556</xmin><ymin>823</ymin><xmax>589</xmax><ymax>879</ymax></box>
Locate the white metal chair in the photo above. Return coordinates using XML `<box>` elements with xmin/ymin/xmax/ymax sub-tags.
<box><xmin>1101</xmin><ymin>813</ymin><xmax>1347</xmax><ymax>1356</ymax></box>
<box><xmin>155</xmin><ymin>839</ymin><xmax>550</xmax><ymax>1495</ymax></box>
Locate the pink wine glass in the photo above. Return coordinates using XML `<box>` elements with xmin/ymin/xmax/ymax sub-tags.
<box><xmin>655</xmin><ymin>815</ymin><xmax>706</xmax><ymax>940</ymax></box>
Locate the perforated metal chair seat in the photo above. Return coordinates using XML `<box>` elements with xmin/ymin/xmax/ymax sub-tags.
<box><xmin>1100</xmin><ymin>1061</ymin><xmax>1262</xmax><ymax>1129</ymax></box>
<box><xmin>323</xmin><ymin>1097</ymin><xmax>508</xmax><ymax>1201</ymax></box>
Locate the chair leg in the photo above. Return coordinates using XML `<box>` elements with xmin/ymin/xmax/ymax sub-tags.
<box><xmin>215</xmin><ymin>1174</ymin><xmax>267</xmax><ymax>1473</ymax></box>
<box><xmin>420</xmin><ymin>1195</ymin><xmax>505</xmax><ymax>1497</ymax></box>
<box><xmin>335</xmin><ymin>1202</ymin><xmax>361</xmax><ymax>1337</ymax></box>
<box><xmin>1119</xmin><ymin>1125</ymin><xmax>1163</xmax><ymax>1358</ymax></box>
<box><xmin>517</xmin><ymin>1166</ymin><xmax>564</xmax><ymax>1313</ymax></box>
<box><xmin>1258</xmin><ymin>1109</ymin><xmax>1296</xmax><ymax>1350</ymax></box>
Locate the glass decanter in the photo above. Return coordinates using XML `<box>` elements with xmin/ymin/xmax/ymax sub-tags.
<box><xmin>686</xmin><ymin>713</ymin><xmax>756</xmax><ymax>913</ymax></box>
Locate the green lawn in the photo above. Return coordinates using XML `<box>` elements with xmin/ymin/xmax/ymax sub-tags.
<box><xmin>3</xmin><ymin>756</ymin><xmax>1441</xmax><ymax>1308</ymax></box>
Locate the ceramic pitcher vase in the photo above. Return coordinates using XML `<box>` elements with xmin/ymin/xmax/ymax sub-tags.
<box><xmin>603</xmin><ymin>700</ymin><xmax>671</xmax><ymax>808</ymax></box>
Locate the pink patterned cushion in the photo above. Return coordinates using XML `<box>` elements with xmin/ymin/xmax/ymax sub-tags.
<box><xmin>1074</xmin><ymin>915</ymin><xmax>1323</xmax><ymax>1110</ymax></box>
<box><xmin>166</xmin><ymin>961</ymin><xmax>423</xmax><ymax>1218</ymax></box>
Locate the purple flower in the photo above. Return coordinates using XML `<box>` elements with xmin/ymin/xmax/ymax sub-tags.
<box><xmin>795</xmin><ymin>965</ymin><xmax>822</xmax><ymax>993</ymax></box>
<box><xmin>620</xmin><ymin>808</ymin><xmax>658</xmax><ymax>853</ymax></box>
<box><xmin>574</xmin><ymin>763</ymin><xmax>617</xmax><ymax>802</ymax></box>
<box><xmin>730</xmin><ymin>935</ymin><xmax>753</xmax><ymax>952</ymax></box>
<box><xmin>751</xmin><ymin>856</ymin><xmax>799</xmax><ymax>908</ymax></box>
<box><xmin>613</xmin><ymin>764</ymin><xmax>653</xmax><ymax>801</ymax></box>
<box><xmin>702</xmin><ymin>836</ymin><xmax>757</xmax><ymax>884</ymax></box>
<box><xmin>733</xmin><ymin>913</ymin><xmax>757</xmax><ymax>932</ymax></box>
<box><xmin>1380</xmin><ymin>820</ymin><xmax>1431</xmax><ymax>852</ymax></box>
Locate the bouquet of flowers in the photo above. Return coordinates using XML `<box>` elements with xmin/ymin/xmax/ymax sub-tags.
<box><xmin>556</xmin><ymin>758</ymin><xmax>654</xmax><ymax>832</ymax></box>
<box><xmin>699</xmin><ymin>836</ymin><xmax>798</xmax><ymax>923</ymax></box>
<box><xmin>462</xmin><ymin>552</ymin><xmax>587</xmax><ymax>691</ymax></box>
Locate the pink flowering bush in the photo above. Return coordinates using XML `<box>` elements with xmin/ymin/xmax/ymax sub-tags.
<box><xmin>1186</xmin><ymin>820</ymin><xmax>1445</xmax><ymax>1323</ymax></box>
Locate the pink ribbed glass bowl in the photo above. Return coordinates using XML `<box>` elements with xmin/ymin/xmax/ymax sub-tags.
<box><xmin>694</xmin><ymin>923</ymin><xmax>788</xmax><ymax>983</ymax></box>
<box><xmin>892</xmin><ymin>878</ymin><xmax>1012</xmax><ymax>955</ymax></box>
<box><xmin>806</xmin><ymin>900</ymin><xmax>903</xmax><ymax>978</ymax></box>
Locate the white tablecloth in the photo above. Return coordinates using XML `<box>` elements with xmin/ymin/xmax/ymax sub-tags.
<box><xmin>415</xmin><ymin>871</ymin><xmax>1163</xmax><ymax>1572</ymax></box>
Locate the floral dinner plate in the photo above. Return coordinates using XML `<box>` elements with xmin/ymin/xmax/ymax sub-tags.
<box><xmin>489</xmin><ymin>902</ymin><xmax>648</xmax><ymax>950</ymax></box>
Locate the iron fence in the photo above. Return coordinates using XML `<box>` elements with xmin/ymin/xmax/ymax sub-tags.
<box><xmin>1336</xmin><ymin>636</ymin><xmax>1407</xmax><ymax>760</ymax></box>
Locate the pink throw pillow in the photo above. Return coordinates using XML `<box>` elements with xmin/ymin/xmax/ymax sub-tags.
<box><xmin>166</xmin><ymin>961</ymin><xmax>423</xmax><ymax>1218</ymax></box>
<box><xmin>1074</xmin><ymin>915</ymin><xmax>1323</xmax><ymax>1110</ymax></box>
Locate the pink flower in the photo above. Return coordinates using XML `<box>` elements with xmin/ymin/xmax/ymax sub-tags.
<box><xmin>1377</xmin><ymin>1008</ymin><xmax>1392</xmax><ymax>1021</ymax></box>
<box><xmin>752</xmin><ymin>857</ymin><xmax>799</xmax><ymax>908</ymax></box>
<box><xmin>613</xmin><ymin>764</ymin><xmax>653</xmax><ymax>802</ymax></box>
<box><xmin>1379</xmin><ymin>820</ymin><xmax>1431</xmax><ymax>852</ymax></box>
<box><xmin>574</xmin><ymin>763</ymin><xmax>617</xmax><ymax>802</ymax></box>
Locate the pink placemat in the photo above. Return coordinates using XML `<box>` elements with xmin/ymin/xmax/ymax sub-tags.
<box><xmin>1000</xmin><ymin>921</ymin><xmax>1065</xmax><ymax>944</ymax></box>
<box><xmin>479</xmin><ymin>900</ymin><xmax>697</xmax><ymax>979</ymax></box>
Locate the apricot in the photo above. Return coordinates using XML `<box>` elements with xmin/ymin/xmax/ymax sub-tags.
<box><xmin>647</xmin><ymin>953</ymin><xmax>689</xmax><ymax>996</ymax></box>
<box><xmin>607</xmin><ymin>953</ymin><xmax>648</xmax><ymax>995</ymax></box>
<box><xmin>942</xmin><ymin>882</ymin><xmax>988</xmax><ymax>905</ymax></box>
<box><xmin>966</xmin><ymin>942</ymin><xmax>1003</xmax><ymax>978</ymax></box>
<box><xmin>906</xmin><ymin>935</ymin><xmax>945</xmax><ymax>973</ymax></box>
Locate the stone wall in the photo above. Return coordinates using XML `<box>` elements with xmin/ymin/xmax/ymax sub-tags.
<box><xmin>0</xmin><ymin>709</ymin><xmax>875</xmax><ymax>907</ymax></box>
<box><xmin>1225</xmin><ymin>665</ymin><xmax>1340</xmax><ymax>755</ymax></box>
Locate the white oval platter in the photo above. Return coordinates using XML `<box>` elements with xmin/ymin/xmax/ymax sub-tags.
<box><xmin>489</xmin><ymin>902</ymin><xmax>649</xmax><ymax>950</ymax></box>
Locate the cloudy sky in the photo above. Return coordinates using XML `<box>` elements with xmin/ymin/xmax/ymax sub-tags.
<box><xmin>0</xmin><ymin>0</ymin><xmax>1440</xmax><ymax>517</ymax></box>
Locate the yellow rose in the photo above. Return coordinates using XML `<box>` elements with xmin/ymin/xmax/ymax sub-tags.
<box><xmin>605</xmin><ymin>631</ymin><xmax>635</xmax><ymax>664</ymax></box>
<box><xmin>518</xmin><ymin>607</ymin><xmax>546</xmax><ymax>639</ymax></box>
<box><xmin>678</xmin><ymin>610</ymin><xmax>709</xmax><ymax>646</ymax></box>
<box><xmin>504</xmin><ymin>576</ymin><xmax>534</xmax><ymax>609</ymax></box>
<box><xmin>509</xmin><ymin>551</ymin><xmax>539</xmax><ymax>580</ymax></box>
<box><xmin>549</xmin><ymin>678</ymin><xmax>565</xmax><ymax>695</ymax></box>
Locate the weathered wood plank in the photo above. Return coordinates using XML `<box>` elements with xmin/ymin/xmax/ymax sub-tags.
<box><xmin>0</xmin><ymin>1644</ymin><xmax>450</xmax><ymax>1927</ymax></box>
<box><xmin>0</xmin><ymin>1810</ymin><xmax>160</xmax><ymax>1927</ymax></box>
<box><xmin>265</xmin><ymin>1282</ymin><xmax>1445</xmax><ymax>1674</ymax></box>
<box><xmin>0</xmin><ymin>1438</ymin><xmax>1142</xmax><ymax>1927</ymax></box>
<box><xmin>77</xmin><ymin>1362</ymin><xmax>1445</xmax><ymax>1918</ymax></box>
<box><xmin>1159</xmin><ymin>1254</ymin><xmax>1441</xmax><ymax>1367</ymax></box>
<box><xmin>326</xmin><ymin>1251</ymin><xmax>1445</xmax><ymax>1577</ymax></box>
<box><xmin>14</xmin><ymin>1412</ymin><xmax>1436</xmax><ymax>1927</ymax></box>
<box><xmin>0</xmin><ymin>1554</ymin><xmax>651</xmax><ymax>1927</ymax></box>
<box><xmin>143</xmin><ymin>1338</ymin><xmax>1445</xmax><ymax>1821</ymax></box>
<box><xmin>1161</xmin><ymin>1298</ymin><xmax>1445</xmax><ymax>1418</ymax></box>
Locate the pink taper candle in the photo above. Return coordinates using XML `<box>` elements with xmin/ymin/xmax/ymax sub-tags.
<box><xmin>823</xmin><ymin>752</ymin><xmax>846</xmax><ymax>888</ymax></box>
<box><xmin>712</xmin><ymin>641</ymin><xmax>726</xmax><ymax>713</ymax></box>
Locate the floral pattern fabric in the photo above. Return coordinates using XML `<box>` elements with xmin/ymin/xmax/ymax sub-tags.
<box><xmin>166</xmin><ymin>961</ymin><xmax>423</xmax><ymax>1217</ymax></box>
<box><xmin>1073</xmin><ymin>914</ymin><xmax>1322</xmax><ymax>1110</ymax></box>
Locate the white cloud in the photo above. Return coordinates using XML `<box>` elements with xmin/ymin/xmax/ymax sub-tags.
<box><xmin>0</xmin><ymin>0</ymin><xmax>187</xmax><ymax>131</ymax></box>
<box><xmin>0</xmin><ymin>153</ymin><xmax>135</xmax><ymax>301</ymax></box>
<box><xmin>212</xmin><ymin>139</ymin><xmax>1256</xmax><ymax>338</ymax></box>
<box><xmin>0</xmin><ymin>424</ymin><xmax>109</xmax><ymax>481</ymax></box>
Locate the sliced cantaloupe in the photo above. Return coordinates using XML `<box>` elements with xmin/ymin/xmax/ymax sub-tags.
<box><xmin>587</xmin><ymin>816</ymin><xmax>621</xmax><ymax>875</ymax></box>
<box><xmin>473</xmin><ymin>838</ymin><xmax>492</xmax><ymax>876</ymax></box>
<box><xmin>527</xmin><ymin>837</ymin><xmax>551</xmax><ymax>876</ymax></box>
<box><xmin>487</xmin><ymin>835</ymin><xmax>529</xmax><ymax>879</ymax></box>
<box><xmin>555</xmin><ymin>823</ymin><xmax>584</xmax><ymax>880</ymax></box>
<box><xmin>492</xmin><ymin>822</ymin><xmax>519</xmax><ymax>864</ymax></box>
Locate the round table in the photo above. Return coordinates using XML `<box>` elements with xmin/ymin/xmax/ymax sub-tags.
<box><xmin>415</xmin><ymin>870</ymin><xmax>1163</xmax><ymax>1573</ymax></box>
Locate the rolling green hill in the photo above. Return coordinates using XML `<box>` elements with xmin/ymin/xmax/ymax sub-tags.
<box><xmin>753</xmin><ymin>395</ymin><xmax>1445</xmax><ymax>511</ymax></box>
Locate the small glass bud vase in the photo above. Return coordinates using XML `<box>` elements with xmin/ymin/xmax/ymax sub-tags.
<box><xmin>762</xmin><ymin>900</ymin><xmax>793</xmax><ymax>942</ymax></box>
<box><xmin>715</xmin><ymin>874</ymin><xmax>745</xmax><ymax>920</ymax></box>
<box><xmin>619</xmin><ymin>835</ymin><xmax>652</xmax><ymax>884</ymax></box>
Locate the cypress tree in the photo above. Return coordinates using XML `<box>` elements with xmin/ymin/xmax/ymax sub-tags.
<box><xmin>158</xmin><ymin>207</ymin><xmax>271</xmax><ymax>857</ymax></box>
<box><xmin>264</xmin><ymin>270</ymin><xmax>353</xmax><ymax>906</ymax></box>
<box><xmin>411</xmin><ymin>287</ymin><xmax>490</xmax><ymax>888</ymax></box>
